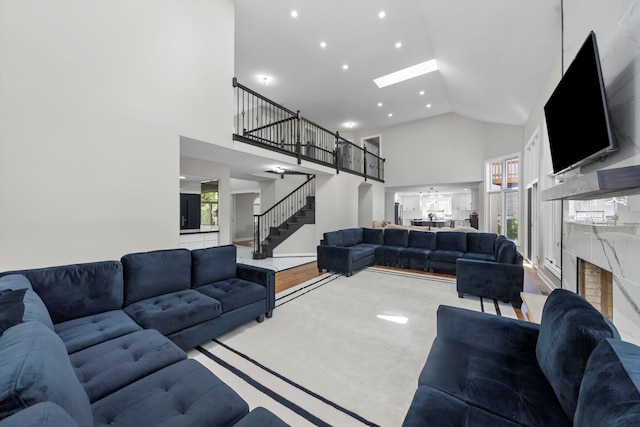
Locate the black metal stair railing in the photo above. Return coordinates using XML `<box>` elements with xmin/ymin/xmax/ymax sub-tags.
<box><xmin>253</xmin><ymin>176</ymin><xmax>315</xmax><ymax>259</ymax></box>
<box><xmin>233</xmin><ymin>78</ymin><xmax>384</xmax><ymax>182</ymax></box>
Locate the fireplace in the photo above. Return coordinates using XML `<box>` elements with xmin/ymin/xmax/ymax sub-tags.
<box><xmin>578</xmin><ymin>259</ymin><xmax>613</xmax><ymax>320</ymax></box>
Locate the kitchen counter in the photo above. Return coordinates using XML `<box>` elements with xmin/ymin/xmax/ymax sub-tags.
<box><xmin>179</xmin><ymin>228</ymin><xmax>219</xmax><ymax>235</ymax></box>
<box><xmin>179</xmin><ymin>230</ymin><xmax>219</xmax><ymax>249</ymax></box>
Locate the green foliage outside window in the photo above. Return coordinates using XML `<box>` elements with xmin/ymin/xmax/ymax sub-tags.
<box><xmin>201</xmin><ymin>192</ymin><xmax>218</xmax><ymax>226</ymax></box>
<box><xmin>497</xmin><ymin>219</ymin><xmax>518</xmax><ymax>241</ymax></box>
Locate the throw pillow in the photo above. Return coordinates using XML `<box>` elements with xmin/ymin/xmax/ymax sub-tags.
<box><xmin>0</xmin><ymin>288</ymin><xmax>27</xmax><ymax>335</ymax></box>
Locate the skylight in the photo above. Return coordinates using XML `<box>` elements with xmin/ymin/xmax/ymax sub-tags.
<box><xmin>373</xmin><ymin>59</ymin><xmax>438</xmax><ymax>88</ymax></box>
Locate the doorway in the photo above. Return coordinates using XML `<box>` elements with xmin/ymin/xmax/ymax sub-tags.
<box><xmin>362</xmin><ymin>135</ymin><xmax>381</xmax><ymax>179</ymax></box>
<box><xmin>231</xmin><ymin>192</ymin><xmax>260</xmax><ymax>244</ymax></box>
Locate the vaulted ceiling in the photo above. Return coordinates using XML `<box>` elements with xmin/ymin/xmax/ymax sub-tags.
<box><xmin>234</xmin><ymin>0</ymin><xmax>562</xmax><ymax>134</ymax></box>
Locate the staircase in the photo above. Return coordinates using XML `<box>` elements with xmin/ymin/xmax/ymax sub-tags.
<box><xmin>253</xmin><ymin>176</ymin><xmax>315</xmax><ymax>259</ymax></box>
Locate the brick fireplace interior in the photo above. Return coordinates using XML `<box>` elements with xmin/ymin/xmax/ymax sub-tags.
<box><xmin>578</xmin><ymin>258</ymin><xmax>613</xmax><ymax>320</ymax></box>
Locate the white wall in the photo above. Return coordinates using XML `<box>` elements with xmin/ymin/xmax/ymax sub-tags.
<box><xmin>353</xmin><ymin>113</ymin><xmax>523</xmax><ymax>225</ymax></box>
<box><xmin>0</xmin><ymin>0</ymin><xmax>235</xmax><ymax>270</ymax></box>
<box><xmin>524</xmin><ymin>51</ymin><xmax>563</xmax><ymax>287</ymax></box>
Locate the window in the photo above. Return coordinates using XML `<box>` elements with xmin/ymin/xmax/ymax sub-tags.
<box><xmin>200</xmin><ymin>180</ymin><xmax>218</xmax><ymax>229</ymax></box>
<box><xmin>486</xmin><ymin>155</ymin><xmax>520</xmax><ymax>243</ymax></box>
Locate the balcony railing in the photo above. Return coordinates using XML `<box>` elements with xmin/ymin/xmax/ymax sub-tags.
<box><xmin>232</xmin><ymin>78</ymin><xmax>384</xmax><ymax>182</ymax></box>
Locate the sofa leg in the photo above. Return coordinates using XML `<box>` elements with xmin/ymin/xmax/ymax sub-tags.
<box><xmin>256</xmin><ymin>314</ymin><xmax>265</xmax><ymax>323</ymax></box>
<box><xmin>266</xmin><ymin>310</ymin><xmax>273</xmax><ymax>318</ymax></box>
<box><xmin>458</xmin><ymin>292</ymin><xmax>464</xmax><ymax>298</ymax></box>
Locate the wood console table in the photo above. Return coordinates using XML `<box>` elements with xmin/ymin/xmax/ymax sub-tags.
<box><xmin>520</xmin><ymin>292</ymin><xmax>548</xmax><ymax>324</ymax></box>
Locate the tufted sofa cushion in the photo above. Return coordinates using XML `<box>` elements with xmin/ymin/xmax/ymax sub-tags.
<box><xmin>536</xmin><ymin>289</ymin><xmax>620</xmax><ymax>422</ymax></box>
<box><xmin>196</xmin><ymin>278</ymin><xmax>266</xmax><ymax>313</ymax></box>
<box><xmin>191</xmin><ymin>245</ymin><xmax>237</xmax><ymax>288</ymax></box>
<box><xmin>0</xmin><ymin>322</ymin><xmax>93</xmax><ymax>426</ymax></box>
<box><xmin>70</xmin><ymin>329</ymin><xmax>186</xmax><ymax>402</ymax></box>
<box><xmin>91</xmin><ymin>359</ymin><xmax>249</xmax><ymax>427</ymax></box>
<box><xmin>420</xmin><ymin>333</ymin><xmax>569</xmax><ymax>426</ymax></box>
<box><xmin>0</xmin><ymin>402</ymin><xmax>80</xmax><ymax>427</ymax></box>
<box><xmin>574</xmin><ymin>338</ymin><xmax>640</xmax><ymax>426</ymax></box>
<box><xmin>54</xmin><ymin>310</ymin><xmax>142</xmax><ymax>354</ymax></box>
<box><xmin>403</xmin><ymin>385</ymin><xmax>522</xmax><ymax>427</ymax></box>
<box><xmin>124</xmin><ymin>290</ymin><xmax>222</xmax><ymax>335</ymax></box>
<box><xmin>122</xmin><ymin>249</ymin><xmax>191</xmax><ymax>306</ymax></box>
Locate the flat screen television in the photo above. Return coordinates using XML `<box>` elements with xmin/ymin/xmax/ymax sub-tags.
<box><xmin>544</xmin><ymin>31</ymin><xmax>616</xmax><ymax>175</ymax></box>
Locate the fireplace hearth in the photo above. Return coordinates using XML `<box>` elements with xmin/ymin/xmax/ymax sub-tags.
<box><xmin>578</xmin><ymin>259</ymin><xmax>613</xmax><ymax>320</ymax></box>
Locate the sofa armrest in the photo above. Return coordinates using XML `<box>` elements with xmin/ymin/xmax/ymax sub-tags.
<box><xmin>436</xmin><ymin>305</ymin><xmax>539</xmax><ymax>358</ymax></box>
<box><xmin>316</xmin><ymin>245</ymin><xmax>352</xmax><ymax>275</ymax></box>
<box><xmin>456</xmin><ymin>258</ymin><xmax>524</xmax><ymax>303</ymax></box>
<box><xmin>236</xmin><ymin>264</ymin><xmax>275</xmax><ymax>314</ymax></box>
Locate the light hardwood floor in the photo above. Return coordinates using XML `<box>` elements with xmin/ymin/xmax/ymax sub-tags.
<box><xmin>276</xmin><ymin>261</ymin><xmax>549</xmax><ymax>294</ymax></box>
<box><xmin>275</xmin><ymin>261</ymin><xmax>551</xmax><ymax>320</ymax></box>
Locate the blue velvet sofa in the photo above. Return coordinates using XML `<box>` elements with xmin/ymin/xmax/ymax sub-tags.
<box><xmin>0</xmin><ymin>245</ymin><xmax>286</xmax><ymax>427</ymax></box>
<box><xmin>402</xmin><ymin>289</ymin><xmax>640</xmax><ymax>426</ymax></box>
<box><xmin>317</xmin><ymin>227</ymin><xmax>384</xmax><ymax>276</ymax></box>
<box><xmin>317</xmin><ymin>228</ymin><xmax>523</xmax><ymax>303</ymax></box>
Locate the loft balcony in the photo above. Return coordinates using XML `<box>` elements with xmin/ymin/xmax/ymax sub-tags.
<box><xmin>232</xmin><ymin>78</ymin><xmax>385</xmax><ymax>182</ymax></box>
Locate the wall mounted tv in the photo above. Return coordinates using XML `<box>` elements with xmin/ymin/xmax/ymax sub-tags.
<box><xmin>544</xmin><ymin>31</ymin><xmax>616</xmax><ymax>175</ymax></box>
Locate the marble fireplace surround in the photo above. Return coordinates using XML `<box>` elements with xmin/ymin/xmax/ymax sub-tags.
<box><xmin>562</xmin><ymin>215</ymin><xmax>640</xmax><ymax>344</ymax></box>
<box><xmin>538</xmin><ymin>0</ymin><xmax>640</xmax><ymax>345</ymax></box>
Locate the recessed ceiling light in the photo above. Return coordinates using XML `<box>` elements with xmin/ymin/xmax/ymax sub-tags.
<box><xmin>257</xmin><ymin>75</ymin><xmax>270</xmax><ymax>85</ymax></box>
<box><xmin>377</xmin><ymin>102</ymin><xmax>383</xmax><ymax>107</ymax></box>
<box><xmin>419</xmin><ymin>90</ymin><xmax>425</xmax><ymax>95</ymax></box>
<box><xmin>179</xmin><ymin>176</ymin><xmax>186</xmax><ymax>180</ymax></box>
<box><xmin>320</xmin><ymin>41</ymin><xmax>327</xmax><ymax>48</ymax></box>
<box><xmin>290</xmin><ymin>10</ymin><xmax>298</xmax><ymax>18</ymax></box>
<box><xmin>373</xmin><ymin>59</ymin><xmax>438</xmax><ymax>88</ymax></box>
<box><xmin>426</xmin><ymin>104</ymin><xmax>432</xmax><ymax>108</ymax></box>
<box><xmin>342</xmin><ymin>64</ymin><xmax>349</xmax><ymax>70</ymax></box>
<box><xmin>395</xmin><ymin>42</ymin><xmax>402</xmax><ymax>49</ymax></box>
<box><xmin>388</xmin><ymin>113</ymin><xmax>393</xmax><ymax>117</ymax></box>
<box><xmin>344</xmin><ymin>122</ymin><xmax>355</xmax><ymax>129</ymax></box>
<box><xmin>378</xmin><ymin>11</ymin><xmax>386</xmax><ymax>18</ymax></box>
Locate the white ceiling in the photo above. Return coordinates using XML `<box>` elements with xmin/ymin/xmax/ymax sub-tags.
<box><xmin>182</xmin><ymin>0</ymin><xmax>562</xmax><ymax>191</ymax></box>
<box><xmin>234</xmin><ymin>0</ymin><xmax>562</xmax><ymax>132</ymax></box>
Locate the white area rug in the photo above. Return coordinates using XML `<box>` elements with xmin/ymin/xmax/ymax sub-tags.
<box><xmin>190</xmin><ymin>267</ymin><xmax>518</xmax><ymax>427</ymax></box>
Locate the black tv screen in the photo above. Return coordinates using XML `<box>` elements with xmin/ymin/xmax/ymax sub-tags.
<box><xmin>544</xmin><ymin>31</ymin><xmax>616</xmax><ymax>175</ymax></box>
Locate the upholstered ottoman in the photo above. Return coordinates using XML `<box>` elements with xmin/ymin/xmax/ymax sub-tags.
<box><xmin>91</xmin><ymin>359</ymin><xmax>249</xmax><ymax>426</ymax></box>
<box><xmin>234</xmin><ymin>407</ymin><xmax>291</xmax><ymax>426</ymax></box>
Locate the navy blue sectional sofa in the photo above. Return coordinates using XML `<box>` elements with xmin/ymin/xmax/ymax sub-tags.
<box><xmin>0</xmin><ymin>245</ymin><xmax>287</xmax><ymax>427</ymax></box>
<box><xmin>317</xmin><ymin>227</ymin><xmax>523</xmax><ymax>303</ymax></box>
<box><xmin>402</xmin><ymin>289</ymin><xmax>640</xmax><ymax>426</ymax></box>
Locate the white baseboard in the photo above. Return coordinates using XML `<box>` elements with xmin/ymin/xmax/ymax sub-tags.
<box><xmin>536</xmin><ymin>268</ymin><xmax>559</xmax><ymax>293</ymax></box>
<box><xmin>273</xmin><ymin>253</ymin><xmax>316</xmax><ymax>258</ymax></box>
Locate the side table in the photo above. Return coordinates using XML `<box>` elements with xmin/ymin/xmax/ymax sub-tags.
<box><xmin>520</xmin><ymin>292</ymin><xmax>548</xmax><ymax>324</ymax></box>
